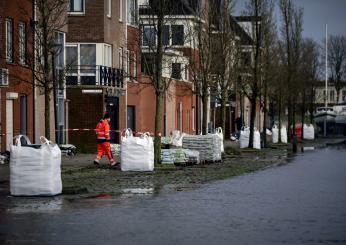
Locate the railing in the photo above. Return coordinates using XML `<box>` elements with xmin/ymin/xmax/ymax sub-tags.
<box><xmin>66</xmin><ymin>65</ymin><xmax>124</xmax><ymax>88</ymax></box>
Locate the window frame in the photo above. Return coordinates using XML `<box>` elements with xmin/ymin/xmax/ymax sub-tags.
<box><xmin>5</xmin><ymin>18</ymin><xmax>14</xmax><ymax>63</ymax></box>
<box><xmin>68</xmin><ymin>0</ymin><xmax>85</xmax><ymax>15</ymax></box>
<box><xmin>19</xmin><ymin>22</ymin><xmax>27</xmax><ymax>65</ymax></box>
<box><xmin>119</xmin><ymin>0</ymin><xmax>123</xmax><ymax>22</ymax></box>
<box><xmin>142</xmin><ymin>25</ymin><xmax>156</xmax><ymax>47</ymax></box>
<box><xmin>106</xmin><ymin>0</ymin><xmax>111</xmax><ymax>18</ymax></box>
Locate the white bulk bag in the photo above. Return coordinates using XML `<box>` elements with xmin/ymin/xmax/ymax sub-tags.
<box><xmin>240</xmin><ymin>128</ymin><xmax>250</xmax><ymax>148</ymax></box>
<box><xmin>272</xmin><ymin>125</ymin><xmax>279</xmax><ymax>143</ymax></box>
<box><xmin>121</xmin><ymin>130</ymin><xmax>154</xmax><ymax>171</ymax></box>
<box><xmin>281</xmin><ymin>126</ymin><xmax>288</xmax><ymax>143</ymax></box>
<box><xmin>172</xmin><ymin>131</ymin><xmax>186</xmax><ymax>147</ymax></box>
<box><xmin>303</xmin><ymin>124</ymin><xmax>315</xmax><ymax>140</ymax></box>
<box><xmin>10</xmin><ymin>135</ymin><xmax>62</xmax><ymax>196</ymax></box>
<box><xmin>216</xmin><ymin>127</ymin><xmax>224</xmax><ymax>153</ymax></box>
<box><xmin>254</xmin><ymin>130</ymin><xmax>261</xmax><ymax>150</ymax></box>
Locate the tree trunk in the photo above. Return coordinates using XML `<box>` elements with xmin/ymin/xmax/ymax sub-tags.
<box><xmin>220</xmin><ymin>89</ymin><xmax>228</xmax><ymax>134</ymax></box>
<box><xmin>202</xmin><ymin>92</ymin><xmax>208</xmax><ymax>135</ymax></box>
<box><xmin>287</xmin><ymin>99</ymin><xmax>292</xmax><ymax>142</ymax></box>
<box><xmin>154</xmin><ymin>92</ymin><xmax>163</xmax><ymax>165</ymax></box>
<box><xmin>248</xmin><ymin>95</ymin><xmax>257</xmax><ymax>148</ymax></box>
<box><xmin>301</xmin><ymin>90</ymin><xmax>306</xmax><ymax>140</ymax></box>
<box><xmin>262</xmin><ymin>81</ymin><xmax>268</xmax><ymax>148</ymax></box>
<box><xmin>278</xmin><ymin>91</ymin><xmax>282</xmax><ymax>142</ymax></box>
<box><xmin>45</xmin><ymin>84</ymin><xmax>50</xmax><ymax>139</ymax></box>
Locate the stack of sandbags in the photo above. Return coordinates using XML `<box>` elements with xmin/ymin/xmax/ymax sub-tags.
<box><xmin>121</xmin><ymin>130</ymin><xmax>154</xmax><ymax>171</ymax></box>
<box><xmin>240</xmin><ymin>128</ymin><xmax>261</xmax><ymax>149</ymax></box>
<box><xmin>272</xmin><ymin>125</ymin><xmax>288</xmax><ymax>143</ymax></box>
<box><xmin>303</xmin><ymin>124</ymin><xmax>315</xmax><ymax>140</ymax></box>
<box><xmin>161</xmin><ymin>149</ymin><xmax>175</xmax><ymax>164</ymax></box>
<box><xmin>182</xmin><ymin>134</ymin><xmax>221</xmax><ymax>162</ymax></box>
<box><xmin>183</xmin><ymin>149</ymin><xmax>200</xmax><ymax>164</ymax></box>
<box><xmin>173</xmin><ymin>148</ymin><xmax>188</xmax><ymax>164</ymax></box>
<box><xmin>10</xmin><ymin>135</ymin><xmax>62</xmax><ymax>196</ymax></box>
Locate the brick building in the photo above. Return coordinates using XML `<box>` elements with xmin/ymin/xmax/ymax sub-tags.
<box><xmin>0</xmin><ymin>0</ymin><xmax>34</xmax><ymax>151</ymax></box>
<box><xmin>65</xmin><ymin>0</ymin><xmax>126</xmax><ymax>151</ymax></box>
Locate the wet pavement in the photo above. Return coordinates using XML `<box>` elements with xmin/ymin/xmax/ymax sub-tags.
<box><xmin>0</xmin><ymin>143</ymin><xmax>346</xmax><ymax>244</ymax></box>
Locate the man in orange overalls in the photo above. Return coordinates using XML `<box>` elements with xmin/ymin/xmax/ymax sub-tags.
<box><xmin>94</xmin><ymin>112</ymin><xmax>117</xmax><ymax>166</ymax></box>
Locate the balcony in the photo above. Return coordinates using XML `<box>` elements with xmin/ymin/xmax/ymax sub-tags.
<box><xmin>66</xmin><ymin>65</ymin><xmax>124</xmax><ymax>88</ymax></box>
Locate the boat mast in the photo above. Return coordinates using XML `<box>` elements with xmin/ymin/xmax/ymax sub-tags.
<box><xmin>325</xmin><ymin>24</ymin><xmax>328</xmax><ymax>108</ymax></box>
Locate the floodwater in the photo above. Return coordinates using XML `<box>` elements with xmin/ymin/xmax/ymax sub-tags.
<box><xmin>1</xmin><ymin>145</ymin><xmax>346</xmax><ymax>245</ymax></box>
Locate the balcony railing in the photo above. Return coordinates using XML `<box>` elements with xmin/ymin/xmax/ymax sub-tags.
<box><xmin>66</xmin><ymin>65</ymin><xmax>124</xmax><ymax>88</ymax></box>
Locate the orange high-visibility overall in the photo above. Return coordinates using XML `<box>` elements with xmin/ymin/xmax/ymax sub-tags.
<box><xmin>95</xmin><ymin>119</ymin><xmax>114</xmax><ymax>162</ymax></box>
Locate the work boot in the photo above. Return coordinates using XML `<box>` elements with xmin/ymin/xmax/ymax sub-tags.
<box><xmin>93</xmin><ymin>159</ymin><xmax>100</xmax><ymax>165</ymax></box>
<box><xmin>110</xmin><ymin>160</ymin><xmax>118</xmax><ymax>167</ymax></box>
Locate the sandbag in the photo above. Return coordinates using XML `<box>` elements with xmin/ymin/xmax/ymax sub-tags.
<box><xmin>216</xmin><ymin>127</ymin><xmax>224</xmax><ymax>153</ymax></box>
<box><xmin>303</xmin><ymin>124</ymin><xmax>315</xmax><ymax>140</ymax></box>
<box><xmin>121</xmin><ymin>130</ymin><xmax>154</xmax><ymax>171</ymax></box>
<box><xmin>171</xmin><ymin>131</ymin><xmax>186</xmax><ymax>147</ymax></box>
<box><xmin>182</xmin><ymin>134</ymin><xmax>221</xmax><ymax>162</ymax></box>
<box><xmin>10</xmin><ymin>135</ymin><xmax>62</xmax><ymax>196</ymax></box>
<box><xmin>272</xmin><ymin>125</ymin><xmax>287</xmax><ymax>143</ymax></box>
<box><xmin>240</xmin><ymin>128</ymin><xmax>250</xmax><ymax>148</ymax></box>
<box><xmin>254</xmin><ymin>130</ymin><xmax>261</xmax><ymax>150</ymax></box>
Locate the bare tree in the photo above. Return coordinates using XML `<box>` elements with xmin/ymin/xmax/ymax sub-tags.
<box><xmin>24</xmin><ymin>0</ymin><xmax>68</xmax><ymax>139</ymax></box>
<box><xmin>210</xmin><ymin>0</ymin><xmax>240</xmax><ymax>136</ymax></box>
<box><xmin>241</xmin><ymin>0</ymin><xmax>272</xmax><ymax>148</ymax></box>
<box><xmin>328</xmin><ymin>35</ymin><xmax>346</xmax><ymax>103</ymax></box>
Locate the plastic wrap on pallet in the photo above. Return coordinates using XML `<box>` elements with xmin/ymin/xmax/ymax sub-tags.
<box><xmin>182</xmin><ymin>134</ymin><xmax>221</xmax><ymax>162</ymax></box>
<box><xmin>121</xmin><ymin>130</ymin><xmax>154</xmax><ymax>171</ymax></box>
<box><xmin>10</xmin><ymin>135</ymin><xmax>62</xmax><ymax>196</ymax></box>
<box><xmin>161</xmin><ymin>149</ymin><xmax>175</xmax><ymax>164</ymax></box>
<box><xmin>182</xmin><ymin>149</ymin><xmax>200</xmax><ymax>164</ymax></box>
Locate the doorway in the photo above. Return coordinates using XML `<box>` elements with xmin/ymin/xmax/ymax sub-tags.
<box><xmin>127</xmin><ymin>106</ymin><xmax>135</xmax><ymax>132</ymax></box>
<box><xmin>106</xmin><ymin>96</ymin><xmax>119</xmax><ymax>143</ymax></box>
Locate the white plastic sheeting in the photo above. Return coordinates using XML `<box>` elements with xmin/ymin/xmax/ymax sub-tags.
<box><xmin>10</xmin><ymin>135</ymin><xmax>62</xmax><ymax>196</ymax></box>
<box><xmin>240</xmin><ymin>128</ymin><xmax>261</xmax><ymax>149</ymax></box>
<box><xmin>303</xmin><ymin>124</ymin><xmax>315</xmax><ymax>140</ymax></box>
<box><xmin>182</xmin><ymin>134</ymin><xmax>221</xmax><ymax>162</ymax></box>
<box><xmin>121</xmin><ymin>130</ymin><xmax>154</xmax><ymax>171</ymax></box>
<box><xmin>272</xmin><ymin>125</ymin><xmax>288</xmax><ymax>144</ymax></box>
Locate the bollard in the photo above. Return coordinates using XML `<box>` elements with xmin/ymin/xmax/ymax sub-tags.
<box><xmin>292</xmin><ymin>135</ymin><xmax>297</xmax><ymax>153</ymax></box>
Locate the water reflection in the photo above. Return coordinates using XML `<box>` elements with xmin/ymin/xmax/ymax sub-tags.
<box><xmin>6</xmin><ymin>197</ymin><xmax>63</xmax><ymax>214</ymax></box>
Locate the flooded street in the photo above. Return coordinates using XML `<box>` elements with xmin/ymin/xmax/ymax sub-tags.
<box><xmin>1</xmin><ymin>145</ymin><xmax>346</xmax><ymax>245</ymax></box>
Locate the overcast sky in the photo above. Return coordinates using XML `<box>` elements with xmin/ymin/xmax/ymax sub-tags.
<box><xmin>234</xmin><ymin>0</ymin><xmax>346</xmax><ymax>45</ymax></box>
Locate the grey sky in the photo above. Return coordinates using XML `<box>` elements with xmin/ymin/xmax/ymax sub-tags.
<box><xmin>234</xmin><ymin>0</ymin><xmax>346</xmax><ymax>45</ymax></box>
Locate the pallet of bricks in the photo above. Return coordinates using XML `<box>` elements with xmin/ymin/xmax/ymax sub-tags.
<box><xmin>182</xmin><ymin>134</ymin><xmax>222</xmax><ymax>163</ymax></box>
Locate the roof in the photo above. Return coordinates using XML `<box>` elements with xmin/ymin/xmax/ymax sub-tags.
<box><xmin>139</xmin><ymin>0</ymin><xmax>201</xmax><ymax>16</ymax></box>
<box><xmin>230</xmin><ymin>16</ymin><xmax>254</xmax><ymax>46</ymax></box>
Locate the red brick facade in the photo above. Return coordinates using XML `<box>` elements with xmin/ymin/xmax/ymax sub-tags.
<box><xmin>0</xmin><ymin>0</ymin><xmax>34</xmax><ymax>151</ymax></box>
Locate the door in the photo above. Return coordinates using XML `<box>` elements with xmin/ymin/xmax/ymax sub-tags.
<box><xmin>106</xmin><ymin>96</ymin><xmax>119</xmax><ymax>143</ymax></box>
<box><xmin>127</xmin><ymin>106</ymin><xmax>135</xmax><ymax>131</ymax></box>
<box><xmin>6</xmin><ymin>100</ymin><xmax>13</xmax><ymax>150</ymax></box>
<box><xmin>20</xmin><ymin>95</ymin><xmax>27</xmax><ymax>135</ymax></box>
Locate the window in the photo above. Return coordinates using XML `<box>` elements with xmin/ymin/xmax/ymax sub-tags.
<box><xmin>131</xmin><ymin>52</ymin><xmax>137</xmax><ymax>79</ymax></box>
<box><xmin>171</xmin><ymin>25</ymin><xmax>184</xmax><ymax>45</ymax></box>
<box><xmin>142</xmin><ymin>25</ymin><xmax>156</xmax><ymax>46</ymax></box>
<box><xmin>66</xmin><ymin>44</ymin><xmax>96</xmax><ymax>85</ymax></box>
<box><xmin>6</xmin><ymin>18</ymin><xmax>13</xmax><ymax>63</ymax></box>
<box><xmin>162</xmin><ymin>25</ymin><xmax>170</xmax><ymax>46</ymax></box>
<box><xmin>342</xmin><ymin>90</ymin><xmax>346</xmax><ymax>102</ymax></box>
<box><xmin>141</xmin><ymin>53</ymin><xmax>154</xmax><ymax>75</ymax></box>
<box><xmin>19</xmin><ymin>22</ymin><xmax>26</xmax><ymax>65</ymax></box>
<box><xmin>119</xmin><ymin>0</ymin><xmax>123</xmax><ymax>21</ymax></box>
<box><xmin>54</xmin><ymin>32</ymin><xmax>65</xmax><ymax>88</ymax></box>
<box><xmin>124</xmin><ymin>50</ymin><xmax>129</xmax><ymax>76</ymax></box>
<box><xmin>69</xmin><ymin>0</ymin><xmax>84</xmax><ymax>13</ymax></box>
<box><xmin>128</xmin><ymin>0</ymin><xmax>138</xmax><ymax>25</ymax></box>
<box><xmin>172</xmin><ymin>63</ymin><xmax>182</xmax><ymax>79</ymax></box>
<box><xmin>20</xmin><ymin>95</ymin><xmax>27</xmax><ymax>135</ymax></box>
<box><xmin>104</xmin><ymin>44</ymin><xmax>112</xmax><ymax>67</ymax></box>
<box><xmin>106</xmin><ymin>0</ymin><xmax>111</xmax><ymax>17</ymax></box>
<box><xmin>119</xmin><ymin>48</ymin><xmax>123</xmax><ymax>69</ymax></box>
<box><xmin>330</xmin><ymin>90</ymin><xmax>335</xmax><ymax>102</ymax></box>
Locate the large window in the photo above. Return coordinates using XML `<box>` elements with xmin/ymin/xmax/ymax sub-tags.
<box><xmin>66</xmin><ymin>44</ymin><xmax>96</xmax><ymax>85</ymax></box>
<box><xmin>69</xmin><ymin>0</ymin><xmax>84</xmax><ymax>13</ymax></box>
<box><xmin>127</xmin><ymin>0</ymin><xmax>138</xmax><ymax>25</ymax></box>
<box><xmin>19</xmin><ymin>22</ymin><xmax>26</xmax><ymax>65</ymax></box>
<box><xmin>172</xmin><ymin>63</ymin><xmax>182</xmax><ymax>79</ymax></box>
<box><xmin>6</xmin><ymin>18</ymin><xmax>13</xmax><ymax>63</ymax></box>
<box><xmin>142</xmin><ymin>25</ymin><xmax>156</xmax><ymax>46</ymax></box>
<box><xmin>171</xmin><ymin>25</ymin><xmax>184</xmax><ymax>45</ymax></box>
<box><xmin>104</xmin><ymin>44</ymin><xmax>112</xmax><ymax>67</ymax></box>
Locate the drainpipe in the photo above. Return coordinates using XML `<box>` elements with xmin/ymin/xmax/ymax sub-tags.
<box><xmin>32</xmin><ymin>0</ymin><xmax>36</xmax><ymax>143</ymax></box>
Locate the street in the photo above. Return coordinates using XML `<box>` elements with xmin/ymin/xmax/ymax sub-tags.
<box><xmin>0</xmin><ymin>144</ymin><xmax>346</xmax><ymax>245</ymax></box>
